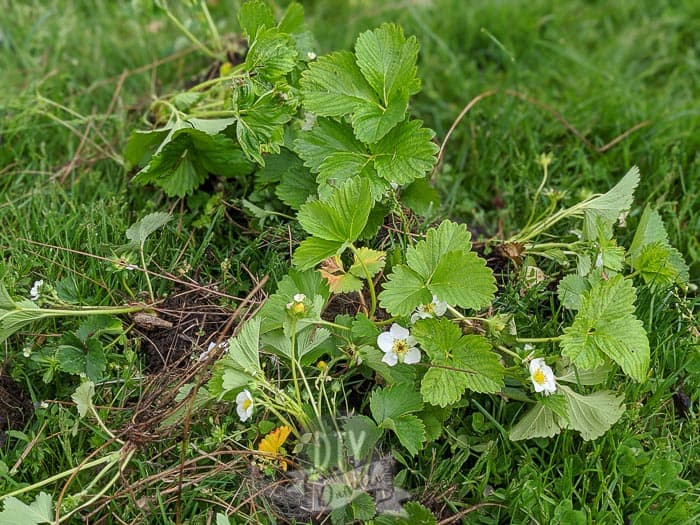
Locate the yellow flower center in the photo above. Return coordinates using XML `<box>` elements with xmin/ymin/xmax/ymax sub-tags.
<box><xmin>291</xmin><ymin>302</ymin><xmax>306</xmax><ymax>315</ymax></box>
<box><xmin>242</xmin><ymin>399</ymin><xmax>252</xmax><ymax>411</ymax></box>
<box><xmin>532</xmin><ymin>369</ymin><xmax>546</xmax><ymax>385</ymax></box>
<box><xmin>392</xmin><ymin>339</ymin><xmax>409</xmax><ymax>357</ymax></box>
<box><xmin>423</xmin><ymin>303</ymin><xmax>435</xmax><ymax>314</ymax></box>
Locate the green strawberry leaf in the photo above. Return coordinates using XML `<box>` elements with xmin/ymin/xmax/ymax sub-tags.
<box><xmin>354</xmin><ymin>23</ymin><xmax>421</xmax><ymax>105</ymax></box>
<box><xmin>559</xmin><ymin>385</ymin><xmax>625</xmax><ymax>441</ymax></box>
<box><xmin>297</xmin><ymin>177</ymin><xmax>373</xmax><ymax>243</ymax></box>
<box><xmin>561</xmin><ymin>275</ymin><xmax>649</xmax><ymax>382</ymax></box>
<box><xmin>371</xmin><ymin>119</ymin><xmax>438</xmax><ymax>185</ymax></box>
<box><xmin>510</xmin><ymin>403</ymin><xmax>561</xmax><ymax>441</ymax></box>
<box><xmin>582</xmin><ymin>165</ymin><xmax>639</xmax><ymax>240</ymax></box>
<box><xmin>238</xmin><ymin>0</ymin><xmax>275</xmax><ymax>37</ymax></box>
<box><xmin>370</xmin><ymin>383</ymin><xmax>423</xmax><ymax>422</ymax></box>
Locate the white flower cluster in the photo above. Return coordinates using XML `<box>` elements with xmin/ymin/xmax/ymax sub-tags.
<box><xmin>376</xmin><ymin>296</ymin><xmax>448</xmax><ymax>367</ymax></box>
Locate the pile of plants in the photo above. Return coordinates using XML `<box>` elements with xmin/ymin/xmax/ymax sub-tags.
<box><xmin>1</xmin><ymin>1</ymin><xmax>697</xmax><ymax>523</ymax></box>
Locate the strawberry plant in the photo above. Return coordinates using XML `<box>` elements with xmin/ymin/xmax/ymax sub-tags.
<box><xmin>2</xmin><ymin>1</ymin><xmax>696</xmax><ymax>523</ymax></box>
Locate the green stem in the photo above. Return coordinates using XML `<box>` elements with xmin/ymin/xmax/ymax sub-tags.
<box><xmin>523</xmin><ymin>159</ymin><xmax>549</xmax><ymax>231</ymax></box>
<box><xmin>57</xmin><ymin>449</ymin><xmax>135</xmax><ymax>523</ymax></box>
<box><xmin>187</xmin><ymin>64</ymin><xmax>246</xmax><ymax>92</ymax></box>
<box><xmin>516</xmin><ymin>336</ymin><xmax>563</xmax><ymax>344</ymax></box>
<box><xmin>509</xmin><ymin>200</ymin><xmax>590</xmax><ymax>244</ymax></box>
<box><xmin>161</xmin><ymin>2</ymin><xmax>220</xmax><ymax>60</ymax></box>
<box><xmin>315</xmin><ymin>319</ymin><xmax>351</xmax><ymax>331</ymax></box>
<box><xmin>496</xmin><ymin>345</ymin><xmax>523</xmax><ymax>362</ymax></box>
<box><xmin>0</xmin><ymin>452</ymin><xmax>119</xmax><ymax>501</ymax></box>
<box><xmin>199</xmin><ymin>0</ymin><xmax>222</xmax><ymax>53</ymax></box>
<box><xmin>288</xmin><ymin>320</ymin><xmax>304</xmax><ymax>412</ymax></box>
<box><xmin>373</xmin><ymin>316</ymin><xmax>400</xmax><ymax>326</ymax></box>
<box><xmin>139</xmin><ymin>243</ymin><xmax>155</xmax><ymax>303</ymax></box>
<box><xmin>89</xmin><ymin>405</ymin><xmax>123</xmax><ymax>445</ymax></box>
<box><xmin>349</xmin><ymin>244</ymin><xmax>377</xmax><ymax>319</ymax></box>
<box><xmin>4</xmin><ymin>304</ymin><xmax>146</xmax><ymax>323</ymax></box>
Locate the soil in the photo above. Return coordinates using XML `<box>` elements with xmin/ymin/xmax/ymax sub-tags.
<box><xmin>0</xmin><ymin>370</ymin><xmax>33</xmax><ymax>443</ymax></box>
<box><xmin>135</xmin><ymin>288</ymin><xmax>233</xmax><ymax>373</ymax></box>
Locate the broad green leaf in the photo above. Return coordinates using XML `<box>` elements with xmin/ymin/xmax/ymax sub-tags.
<box><xmin>126</xmin><ymin>212</ymin><xmax>171</xmax><ymax>248</ymax></box>
<box><xmin>429</xmin><ymin>251</ymin><xmax>496</xmax><ymax>310</ymax></box>
<box><xmin>411</xmin><ymin>318</ymin><xmax>462</xmax><ymax>360</ymax></box>
<box><xmin>540</xmin><ymin>393</ymin><xmax>570</xmax><ymax>423</ymax></box>
<box><xmin>297</xmin><ymin>178</ymin><xmax>373</xmax><ymax>243</ymax></box>
<box><xmin>629</xmin><ymin>205</ymin><xmax>669</xmax><ymax>255</ymax></box>
<box><xmin>348</xmin><ymin>492</ymin><xmax>377</xmax><ymax>522</ymax></box>
<box><xmin>561</xmin><ymin>275</ymin><xmax>649</xmax><ymax>382</ymax></box>
<box><xmin>358</xmin><ymin>345</ymin><xmax>417</xmax><ymax>385</ymax></box>
<box><xmin>405</xmin><ymin>220</ymin><xmax>473</xmax><ymax>278</ymax></box>
<box><xmin>71</xmin><ymin>381</ymin><xmax>95</xmax><ymax>419</ymax></box>
<box><xmin>276</xmin><ymin>163</ymin><xmax>316</xmax><ymax>209</ymax></box>
<box><xmin>370</xmin><ymin>383</ymin><xmax>423</xmax><ymax>423</ymax></box>
<box><xmin>582</xmin><ymin>166</ymin><xmax>640</xmax><ymax>239</ymax></box>
<box><xmin>124</xmin><ymin>129</ymin><xmax>169</xmax><ymax>168</ymax></box>
<box><xmin>296</xmin><ymin>326</ymin><xmax>330</xmax><ymax>360</ymax></box>
<box><xmin>293</xmin><ymin>238</ymin><xmax>343</xmax><ymax>271</ymax></box>
<box><xmin>344</xmin><ymin>415</ymin><xmax>381</xmax><ymax>461</ymax></box>
<box><xmin>401</xmin><ymin>178</ymin><xmax>440</xmax><ymax>216</ymax></box>
<box><xmin>416</xmin><ymin>323</ymin><xmax>503</xmax><ymax>406</ymax></box>
<box><xmin>559</xmin><ymin>385</ymin><xmax>625</xmax><ymax>441</ymax></box>
<box><xmin>509</xmin><ymin>403</ymin><xmax>561</xmax><ymax>441</ymax></box>
<box><xmin>419</xmin><ymin>406</ymin><xmax>451</xmax><ymax>442</ymax></box>
<box><xmin>85</xmin><ymin>339</ymin><xmax>107</xmax><ymax>382</ymax></box>
<box><xmin>299</xmin><ymin>51</ymin><xmax>406</xmax><ymax>143</ymax></box>
<box><xmin>348</xmin><ymin>247</ymin><xmax>385</xmax><ymax>278</ymax></box>
<box><xmin>351</xmin><ymin>94</ymin><xmax>408</xmax><ymax>144</ymax></box>
<box><xmin>216</xmin><ymin>512</ymin><xmax>232</xmax><ymax>525</ymax></box>
<box><xmin>295</xmin><ymin>118</ymin><xmax>368</xmax><ymax>173</ymax></box>
<box><xmin>377</xmin><ymin>265</ymin><xmax>431</xmax><ymax>316</ymax></box>
<box><xmin>374</xmin><ymin>502</ymin><xmax>436</xmax><ymax>525</ymax></box>
<box><xmin>0</xmin><ymin>492</ymin><xmax>53</xmax><ymax>525</ymax></box>
<box><xmin>598</xmin><ymin>242</ymin><xmax>625</xmax><ymax>272</ymax></box>
<box><xmin>557</xmin><ymin>274</ymin><xmax>589</xmax><ymax>311</ymax></box>
<box><xmin>238</xmin><ymin>0</ymin><xmax>275</xmax><ymax>37</ymax></box>
<box><xmin>420</xmin><ymin>367</ymin><xmax>467</xmax><ymax>408</ymax></box>
<box><xmin>384</xmin><ymin>414</ymin><xmax>426</xmax><ymax>456</ymax></box>
<box><xmin>56</xmin><ymin>345</ymin><xmax>87</xmax><ymax>375</ymax></box>
<box><xmin>228</xmin><ymin>318</ymin><xmax>261</xmax><ymax>376</ymax></box>
<box><xmin>245</xmin><ymin>27</ymin><xmax>298</xmax><ymax>84</ymax></box>
<box><xmin>75</xmin><ymin>316</ymin><xmax>122</xmax><ymax>344</ymax></box>
<box><xmin>184</xmin><ymin>117</ymin><xmax>236</xmax><ymax>136</ymax></box>
<box><xmin>630</xmin><ymin>242</ymin><xmax>688</xmax><ymax>290</ymax></box>
<box><xmin>234</xmin><ymin>90</ymin><xmax>295</xmax><ymax>164</ymax></box>
<box><xmin>133</xmin><ymin>130</ymin><xmax>251</xmax><ymax>196</ymax></box>
<box><xmin>556</xmin><ymin>363</ymin><xmax>611</xmax><ymax>385</ymax></box>
<box><xmin>300</xmin><ymin>51</ymin><xmax>376</xmax><ymax>117</ymax></box>
<box><xmin>371</xmin><ymin>120</ymin><xmax>438</xmax><ymax>184</ymax></box>
<box><xmin>278</xmin><ymin>3</ymin><xmax>305</xmax><ymax>34</ymax></box>
<box><xmin>354</xmin><ymin>23</ymin><xmax>420</xmax><ymax>105</ymax></box>
<box><xmin>171</xmin><ymin>92</ymin><xmax>202</xmax><ymax>111</ymax></box>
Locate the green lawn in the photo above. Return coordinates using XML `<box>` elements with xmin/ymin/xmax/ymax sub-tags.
<box><xmin>1</xmin><ymin>1</ymin><xmax>698</xmax><ymax>523</ymax></box>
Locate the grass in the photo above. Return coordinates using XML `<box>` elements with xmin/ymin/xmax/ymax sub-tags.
<box><xmin>1</xmin><ymin>0</ymin><xmax>698</xmax><ymax>523</ymax></box>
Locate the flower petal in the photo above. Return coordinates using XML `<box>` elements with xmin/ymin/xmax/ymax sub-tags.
<box><xmin>403</xmin><ymin>347</ymin><xmax>421</xmax><ymax>364</ymax></box>
<box><xmin>389</xmin><ymin>323</ymin><xmax>410</xmax><ymax>340</ymax></box>
<box><xmin>236</xmin><ymin>389</ymin><xmax>251</xmax><ymax>404</ymax></box>
<box><xmin>382</xmin><ymin>351</ymin><xmax>398</xmax><ymax>367</ymax></box>
<box><xmin>377</xmin><ymin>332</ymin><xmax>395</xmax><ymax>352</ymax></box>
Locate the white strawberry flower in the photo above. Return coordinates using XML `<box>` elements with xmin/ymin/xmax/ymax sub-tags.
<box><xmin>377</xmin><ymin>324</ymin><xmax>421</xmax><ymax>367</ymax></box>
<box><xmin>529</xmin><ymin>358</ymin><xmax>557</xmax><ymax>396</ymax></box>
<box><xmin>236</xmin><ymin>389</ymin><xmax>254</xmax><ymax>422</ymax></box>
<box><xmin>410</xmin><ymin>295</ymin><xmax>448</xmax><ymax>324</ymax></box>
<box><xmin>30</xmin><ymin>280</ymin><xmax>44</xmax><ymax>301</ymax></box>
